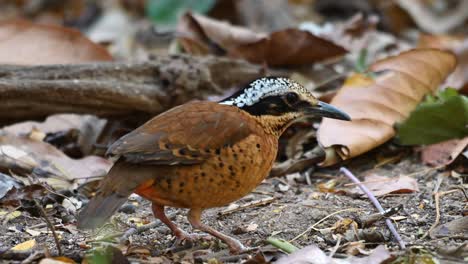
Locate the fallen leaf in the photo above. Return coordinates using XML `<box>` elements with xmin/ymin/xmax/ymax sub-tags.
<box><xmin>11</xmin><ymin>239</ymin><xmax>36</xmax><ymax>251</ymax></box>
<box><xmin>0</xmin><ymin>172</ymin><xmax>22</xmax><ymax>199</ymax></box>
<box><xmin>396</xmin><ymin>89</ymin><xmax>468</xmax><ymax>145</ymax></box>
<box><xmin>421</xmin><ymin>137</ymin><xmax>468</xmax><ymax>166</ymax></box>
<box><xmin>0</xmin><ymin>209</ymin><xmax>21</xmax><ymax>221</ymax></box>
<box><xmin>246</xmin><ymin>223</ymin><xmax>258</xmax><ymax>232</ymax></box>
<box><xmin>39</xmin><ymin>257</ymin><xmax>76</xmax><ymax>264</ymax></box>
<box><xmin>230</xmin><ymin>28</ymin><xmax>347</xmax><ymax>66</ymax></box>
<box><xmin>332</xmin><ymin>218</ymin><xmax>358</xmax><ymax>234</ymax></box>
<box><xmin>0</xmin><ymin>133</ymin><xmax>111</xmax><ymax>190</ymax></box>
<box><xmin>352</xmin><ymin>174</ymin><xmax>419</xmax><ymax>197</ymax></box>
<box><xmin>0</xmin><ymin>19</ymin><xmax>112</xmax><ymax>65</ymax></box>
<box><xmin>0</xmin><ymin>184</ymin><xmax>47</xmax><ymax>207</ymax></box>
<box><xmin>3</xmin><ymin>114</ymin><xmax>107</xmax><ymax>156</ymax></box>
<box><xmin>275</xmin><ymin>245</ymin><xmax>330</xmax><ymax>264</ymax></box>
<box><xmin>419</xmin><ymin>34</ymin><xmax>468</xmax><ymax>93</ymax></box>
<box><xmin>317</xmin><ymin>49</ymin><xmax>457</xmax><ymax>165</ymax></box>
<box><xmin>177</xmin><ymin>12</ymin><xmax>347</xmax><ymax>66</ymax></box>
<box><xmin>344</xmin><ymin>241</ymin><xmax>366</xmax><ymax>256</ymax></box>
<box><xmin>25</xmin><ymin>229</ymin><xmax>42</xmax><ymax>236</ymax></box>
<box><xmin>348</xmin><ymin>245</ymin><xmax>392</xmax><ymax>264</ymax></box>
<box><xmin>430</xmin><ymin>216</ymin><xmax>468</xmax><ymax>239</ymax></box>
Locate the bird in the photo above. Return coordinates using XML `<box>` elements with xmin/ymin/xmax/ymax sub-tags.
<box><xmin>77</xmin><ymin>77</ymin><xmax>350</xmax><ymax>253</ymax></box>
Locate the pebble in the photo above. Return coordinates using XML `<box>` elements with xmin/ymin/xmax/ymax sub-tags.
<box><xmin>119</xmin><ymin>204</ymin><xmax>136</xmax><ymax>214</ymax></box>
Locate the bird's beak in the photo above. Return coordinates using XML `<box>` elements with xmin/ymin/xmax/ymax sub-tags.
<box><xmin>304</xmin><ymin>101</ymin><xmax>351</xmax><ymax>121</ymax></box>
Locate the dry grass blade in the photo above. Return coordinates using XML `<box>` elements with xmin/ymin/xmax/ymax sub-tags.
<box><xmin>317</xmin><ymin>49</ymin><xmax>457</xmax><ymax>165</ymax></box>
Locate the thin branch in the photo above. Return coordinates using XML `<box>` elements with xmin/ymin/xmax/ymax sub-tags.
<box><xmin>34</xmin><ymin>200</ymin><xmax>62</xmax><ymax>255</ymax></box>
<box><xmin>340</xmin><ymin>167</ymin><xmax>406</xmax><ymax>249</ymax></box>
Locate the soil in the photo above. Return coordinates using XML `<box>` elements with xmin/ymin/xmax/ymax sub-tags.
<box><xmin>0</xmin><ymin>145</ymin><xmax>466</xmax><ymax>263</ymax></box>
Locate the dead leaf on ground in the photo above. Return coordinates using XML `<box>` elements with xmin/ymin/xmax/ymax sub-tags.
<box><xmin>430</xmin><ymin>216</ymin><xmax>468</xmax><ymax>239</ymax></box>
<box><xmin>177</xmin><ymin>12</ymin><xmax>347</xmax><ymax>66</ymax></box>
<box><xmin>421</xmin><ymin>137</ymin><xmax>468</xmax><ymax>166</ymax></box>
<box><xmin>317</xmin><ymin>49</ymin><xmax>457</xmax><ymax>166</ymax></box>
<box><xmin>275</xmin><ymin>244</ymin><xmax>330</xmax><ymax>264</ymax></box>
<box><xmin>349</xmin><ymin>174</ymin><xmax>419</xmax><ymax>197</ymax></box>
<box><xmin>0</xmin><ymin>172</ymin><xmax>22</xmax><ymax>199</ymax></box>
<box><xmin>0</xmin><ymin>19</ymin><xmax>113</xmax><ymax>65</ymax></box>
<box><xmin>0</xmin><ymin>184</ymin><xmax>47</xmax><ymax>207</ymax></box>
<box><xmin>0</xmin><ymin>133</ymin><xmax>111</xmax><ymax>190</ymax></box>
<box><xmin>39</xmin><ymin>257</ymin><xmax>76</xmax><ymax>264</ymax></box>
<box><xmin>11</xmin><ymin>239</ymin><xmax>36</xmax><ymax>251</ymax></box>
<box><xmin>276</xmin><ymin>244</ymin><xmax>392</xmax><ymax>264</ymax></box>
<box><xmin>3</xmin><ymin>114</ymin><xmax>107</xmax><ymax>156</ymax></box>
<box><xmin>419</xmin><ymin>34</ymin><xmax>468</xmax><ymax>94</ymax></box>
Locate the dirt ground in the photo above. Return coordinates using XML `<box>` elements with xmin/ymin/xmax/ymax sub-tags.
<box><xmin>1</xmin><ymin>144</ymin><xmax>466</xmax><ymax>263</ymax></box>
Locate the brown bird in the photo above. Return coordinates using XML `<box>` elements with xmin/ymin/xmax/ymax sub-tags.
<box><xmin>77</xmin><ymin>77</ymin><xmax>350</xmax><ymax>252</ymax></box>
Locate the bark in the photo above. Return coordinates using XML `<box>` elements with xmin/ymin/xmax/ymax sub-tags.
<box><xmin>0</xmin><ymin>54</ymin><xmax>267</xmax><ymax>123</ymax></box>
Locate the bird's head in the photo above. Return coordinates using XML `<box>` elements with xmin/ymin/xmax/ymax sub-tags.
<box><xmin>220</xmin><ymin>77</ymin><xmax>350</xmax><ymax>122</ymax></box>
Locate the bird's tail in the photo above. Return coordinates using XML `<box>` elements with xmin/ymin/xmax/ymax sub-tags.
<box><xmin>77</xmin><ymin>161</ymin><xmax>137</xmax><ymax>230</ymax></box>
<box><xmin>76</xmin><ymin>190</ymin><xmax>129</xmax><ymax>229</ymax></box>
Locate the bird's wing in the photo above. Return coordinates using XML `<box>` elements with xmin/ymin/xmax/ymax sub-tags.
<box><xmin>107</xmin><ymin>101</ymin><xmax>254</xmax><ymax>165</ymax></box>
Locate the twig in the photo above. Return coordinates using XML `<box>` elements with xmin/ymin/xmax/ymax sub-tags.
<box><xmin>340</xmin><ymin>167</ymin><xmax>406</xmax><ymax>249</ymax></box>
<box><xmin>328</xmin><ymin>235</ymin><xmax>341</xmax><ymax>257</ymax></box>
<box><xmin>218</xmin><ymin>197</ymin><xmax>276</xmax><ymax>216</ymax></box>
<box><xmin>20</xmin><ymin>249</ymin><xmax>46</xmax><ymax>264</ymax></box>
<box><xmin>360</xmin><ymin>205</ymin><xmax>403</xmax><ymax>228</ymax></box>
<box><xmin>289</xmin><ymin>208</ymin><xmax>361</xmax><ymax>242</ymax></box>
<box><xmin>266</xmin><ymin>237</ymin><xmax>299</xmax><ymax>253</ymax></box>
<box><xmin>423</xmin><ymin>189</ymin><xmax>460</xmax><ymax>239</ymax></box>
<box><xmin>34</xmin><ymin>200</ymin><xmax>62</xmax><ymax>255</ymax></box>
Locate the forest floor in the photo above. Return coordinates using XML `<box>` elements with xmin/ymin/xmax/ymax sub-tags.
<box><xmin>1</xmin><ymin>145</ymin><xmax>466</xmax><ymax>263</ymax></box>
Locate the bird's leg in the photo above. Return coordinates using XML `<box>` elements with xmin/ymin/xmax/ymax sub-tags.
<box><xmin>188</xmin><ymin>208</ymin><xmax>247</xmax><ymax>253</ymax></box>
<box><xmin>151</xmin><ymin>203</ymin><xmax>194</xmax><ymax>243</ymax></box>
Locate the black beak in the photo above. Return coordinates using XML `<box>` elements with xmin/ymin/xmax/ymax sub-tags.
<box><xmin>305</xmin><ymin>101</ymin><xmax>351</xmax><ymax>121</ymax></box>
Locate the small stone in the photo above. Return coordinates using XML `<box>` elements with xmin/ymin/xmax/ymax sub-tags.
<box><xmin>119</xmin><ymin>204</ymin><xmax>136</xmax><ymax>214</ymax></box>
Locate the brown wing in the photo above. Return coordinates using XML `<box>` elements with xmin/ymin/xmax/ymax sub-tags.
<box><xmin>107</xmin><ymin>101</ymin><xmax>254</xmax><ymax>165</ymax></box>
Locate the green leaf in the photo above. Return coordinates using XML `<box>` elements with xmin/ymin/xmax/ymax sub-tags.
<box><xmin>266</xmin><ymin>237</ymin><xmax>299</xmax><ymax>253</ymax></box>
<box><xmin>355</xmin><ymin>48</ymin><xmax>368</xmax><ymax>73</ymax></box>
<box><xmin>145</xmin><ymin>0</ymin><xmax>216</xmax><ymax>26</ymax></box>
<box><xmin>396</xmin><ymin>89</ymin><xmax>468</xmax><ymax>145</ymax></box>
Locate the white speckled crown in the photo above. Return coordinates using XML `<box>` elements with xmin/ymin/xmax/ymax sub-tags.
<box><xmin>220</xmin><ymin>77</ymin><xmax>308</xmax><ymax>107</ymax></box>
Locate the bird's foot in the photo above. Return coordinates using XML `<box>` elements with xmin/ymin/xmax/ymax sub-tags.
<box><xmin>225</xmin><ymin>238</ymin><xmax>249</xmax><ymax>254</ymax></box>
<box><xmin>173</xmin><ymin>230</ymin><xmax>212</xmax><ymax>245</ymax></box>
<box><xmin>176</xmin><ymin>231</ymin><xmax>211</xmax><ymax>244</ymax></box>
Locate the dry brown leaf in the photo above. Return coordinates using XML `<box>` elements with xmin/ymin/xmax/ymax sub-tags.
<box><xmin>430</xmin><ymin>216</ymin><xmax>468</xmax><ymax>239</ymax></box>
<box><xmin>177</xmin><ymin>12</ymin><xmax>347</xmax><ymax>66</ymax></box>
<box><xmin>11</xmin><ymin>239</ymin><xmax>36</xmax><ymax>251</ymax></box>
<box><xmin>317</xmin><ymin>49</ymin><xmax>457</xmax><ymax>165</ymax></box>
<box><xmin>421</xmin><ymin>137</ymin><xmax>468</xmax><ymax>167</ymax></box>
<box><xmin>3</xmin><ymin>114</ymin><xmax>107</xmax><ymax>156</ymax></box>
<box><xmin>0</xmin><ymin>19</ymin><xmax>113</xmax><ymax>65</ymax></box>
<box><xmin>0</xmin><ymin>133</ymin><xmax>111</xmax><ymax>190</ymax></box>
<box><xmin>351</xmin><ymin>174</ymin><xmax>419</xmax><ymax>197</ymax></box>
<box><xmin>419</xmin><ymin>34</ymin><xmax>468</xmax><ymax>93</ymax></box>
<box><xmin>39</xmin><ymin>257</ymin><xmax>76</xmax><ymax>264</ymax></box>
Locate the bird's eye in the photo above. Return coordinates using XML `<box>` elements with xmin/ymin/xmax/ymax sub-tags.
<box><xmin>285</xmin><ymin>92</ymin><xmax>299</xmax><ymax>104</ymax></box>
